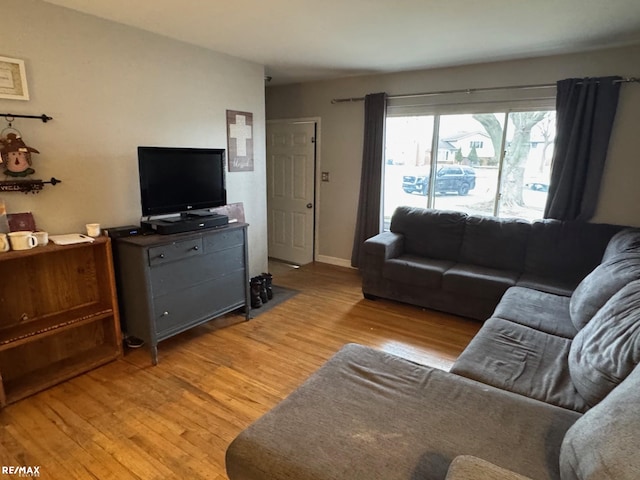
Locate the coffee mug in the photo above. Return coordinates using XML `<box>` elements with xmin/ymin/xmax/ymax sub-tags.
<box><xmin>0</xmin><ymin>233</ymin><xmax>9</xmax><ymax>252</ymax></box>
<box><xmin>34</xmin><ymin>231</ymin><xmax>49</xmax><ymax>246</ymax></box>
<box><xmin>86</xmin><ymin>223</ymin><xmax>101</xmax><ymax>237</ymax></box>
<box><xmin>8</xmin><ymin>231</ymin><xmax>38</xmax><ymax>251</ymax></box>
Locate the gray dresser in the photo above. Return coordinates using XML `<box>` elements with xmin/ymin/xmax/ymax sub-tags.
<box><xmin>115</xmin><ymin>223</ymin><xmax>250</xmax><ymax>364</ymax></box>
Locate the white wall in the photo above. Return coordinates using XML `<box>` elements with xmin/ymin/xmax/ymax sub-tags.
<box><xmin>266</xmin><ymin>45</ymin><xmax>640</xmax><ymax>264</ymax></box>
<box><xmin>0</xmin><ymin>0</ymin><xmax>268</xmax><ymax>274</ymax></box>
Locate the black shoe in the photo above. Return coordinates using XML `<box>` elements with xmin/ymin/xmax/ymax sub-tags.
<box><xmin>258</xmin><ymin>276</ymin><xmax>269</xmax><ymax>303</ymax></box>
<box><xmin>250</xmin><ymin>277</ymin><xmax>263</xmax><ymax>308</ymax></box>
<box><xmin>261</xmin><ymin>272</ymin><xmax>273</xmax><ymax>300</ymax></box>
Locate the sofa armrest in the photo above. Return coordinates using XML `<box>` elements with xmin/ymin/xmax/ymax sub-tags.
<box><xmin>363</xmin><ymin>231</ymin><xmax>404</xmax><ymax>260</ymax></box>
<box><xmin>445</xmin><ymin>456</ymin><xmax>533</xmax><ymax>480</ymax></box>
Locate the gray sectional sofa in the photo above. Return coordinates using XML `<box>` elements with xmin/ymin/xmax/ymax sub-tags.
<box><xmin>225</xmin><ymin>211</ymin><xmax>640</xmax><ymax>480</ymax></box>
<box><xmin>360</xmin><ymin>206</ymin><xmax>622</xmax><ymax>320</ymax></box>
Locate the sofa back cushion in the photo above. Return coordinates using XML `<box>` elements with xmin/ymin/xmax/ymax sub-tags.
<box><xmin>568</xmin><ymin>280</ymin><xmax>640</xmax><ymax>407</ymax></box>
<box><xmin>390</xmin><ymin>207</ymin><xmax>467</xmax><ymax>261</ymax></box>
<box><xmin>459</xmin><ymin>215</ymin><xmax>531</xmax><ymax>271</ymax></box>
<box><xmin>524</xmin><ymin>220</ymin><xmax>621</xmax><ymax>286</ymax></box>
<box><xmin>560</xmin><ymin>363</ymin><xmax>640</xmax><ymax>480</ymax></box>
<box><xmin>603</xmin><ymin>228</ymin><xmax>640</xmax><ymax>260</ymax></box>
<box><xmin>569</xmin><ymin>254</ymin><xmax>640</xmax><ymax>330</ymax></box>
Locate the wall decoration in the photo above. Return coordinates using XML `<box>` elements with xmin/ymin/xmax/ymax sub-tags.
<box><xmin>0</xmin><ymin>132</ymin><xmax>39</xmax><ymax>177</ymax></box>
<box><xmin>0</xmin><ymin>57</ymin><xmax>29</xmax><ymax>101</ymax></box>
<box><xmin>0</xmin><ymin>114</ymin><xmax>61</xmax><ymax>193</ymax></box>
<box><xmin>227</xmin><ymin>110</ymin><xmax>254</xmax><ymax>172</ymax></box>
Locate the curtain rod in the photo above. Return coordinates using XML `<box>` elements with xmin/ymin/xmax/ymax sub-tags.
<box><xmin>330</xmin><ymin>77</ymin><xmax>640</xmax><ymax>104</ymax></box>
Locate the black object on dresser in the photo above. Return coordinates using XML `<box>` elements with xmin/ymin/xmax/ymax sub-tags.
<box><xmin>115</xmin><ymin>223</ymin><xmax>250</xmax><ymax>364</ymax></box>
<box><xmin>141</xmin><ymin>213</ymin><xmax>228</xmax><ymax>235</ymax></box>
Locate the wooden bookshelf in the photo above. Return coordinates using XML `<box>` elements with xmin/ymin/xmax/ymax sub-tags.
<box><xmin>0</xmin><ymin>236</ymin><xmax>122</xmax><ymax>406</ymax></box>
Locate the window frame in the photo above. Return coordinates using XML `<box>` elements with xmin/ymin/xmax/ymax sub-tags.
<box><xmin>383</xmin><ymin>95</ymin><xmax>556</xmax><ymax>224</ymax></box>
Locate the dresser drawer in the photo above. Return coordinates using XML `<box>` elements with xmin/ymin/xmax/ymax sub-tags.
<box><xmin>149</xmin><ymin>245</ymin><xmax>245</xmax><ymax>297</ymax></box>
<box><xmin>203</xmin><ymin>228</ymin><xmax>244</xmax><ymax>253</ymax></box>
<box><xmin>153</xmin><ymin>270</ymin><xmax>246</xmax><ymax>339</ymax></box>
<box><xmin>147</xmin><ymin>238</ymin><xmax>203</xmax><ymax>266</ymax></box>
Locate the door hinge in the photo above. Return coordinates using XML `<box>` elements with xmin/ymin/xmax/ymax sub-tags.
<box><xmin>311</xmin><ymin>137</ymin><xmax>316</xmax><ymax>143</ymax></box>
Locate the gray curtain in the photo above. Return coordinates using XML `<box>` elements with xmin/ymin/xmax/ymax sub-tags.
<box><xmin>544</xmin><ymin>76</ymin><xmax>621</xmax><ymax>221</ymax></box>
<box><xmin>351</xmin><ymin>92</ymin><xmax>387</xmax><ymax>267</ymax></box>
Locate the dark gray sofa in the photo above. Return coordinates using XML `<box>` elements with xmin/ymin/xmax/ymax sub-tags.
<box><xmin>225</xmin><ymin>223</ymin><xmax>640</xmax><ymax>480</ymax></box>
<box><xmin>360</xmin><ymin>206</ymin><xmax>622</xmax><ymax>320</ymax></box>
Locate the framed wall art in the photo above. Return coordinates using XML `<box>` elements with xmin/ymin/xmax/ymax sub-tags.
<box><xmin>226</xmin><ymin>110</ymin><xmax>254</xmax><ymax>172</ymax></box>
<box><xmin>0</xmin><ymin>56</ymin><xmax>29</xmax><ymax>101</ymax></box>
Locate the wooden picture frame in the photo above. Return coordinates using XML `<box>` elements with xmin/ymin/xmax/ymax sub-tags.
<box><xmin>0</xmin><ymin>56</ymin><xmax>29</xmax><ymax>101</ymax></box>
<box><xmin>226</xmin><ymin>110</ymin><xmax>254</xmax><ymax>172</ymax></box>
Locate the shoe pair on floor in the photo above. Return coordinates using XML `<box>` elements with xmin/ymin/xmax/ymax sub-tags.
<box><xmin>250</xmin><ymin>272</ymin><xmax>273</xmax><ymax>308</ymax></box>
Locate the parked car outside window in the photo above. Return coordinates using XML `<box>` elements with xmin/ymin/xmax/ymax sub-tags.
<box><xmin>402</xmin><ymin>165</ymin><xmax>476</xmax><ymax>196</ymax></box>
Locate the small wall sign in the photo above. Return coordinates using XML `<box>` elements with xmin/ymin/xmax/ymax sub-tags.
<box><xmin>226</xmin><ymin>110</ymin><xmax>254</xmax><ymax>172</ymax></box>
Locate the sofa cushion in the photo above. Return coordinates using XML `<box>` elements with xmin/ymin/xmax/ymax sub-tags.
<box><xmin>568</xmin><ymin>280</ymin><xmax>640</xmax><ymax>407</ymax></box>
<box><xmin>451</xmin><ymin>318</ymin><xmax>589</xmax><ymax>412</ymax></box>
<box><xmin>459</xmin><ymin>215</ymin><xmax>531</xmax><ymax>271</ymax></box>
<box><xmin>524</xmin><ymin>220</ymin><xmax>620</xmax><ymax>287</ymax></box>
<box><xmin>493</xmin><ymin>287</ymin><xmax>577</xmax><ymax>339</ymax></box>
<box><xmin>443</xmin><ymin>264</ymin><xmax>519</xmax><ymax>301</ymax></box>
<box><xmin>569</xmin><ymin>254</ymin><xmax>640</xmax><ymax>330</ymax></box>
<box><xmin>390</xmin><ymin>207</ymin><xmax>467</xmax><ymax>261</ymax></box>
<box><xmin>515</xmin><ymin>274</ymin><xmax>575</xmax><ymax>297</ymax></box>
<box><xmin>560</xmin><ymin>364</ymin><xmax>640</xmax><ymax>480</ymax></box>
<box><xmin>603</xmin><ymin>227</ymin><xmax>640</xmax><ymax>260</ymax></box>
<box><xmin>383</xmin><ymin>255</ymin><xmax>454</xmax><ymax>288</ymax></box>
<box><xmin>226</xmin><ymin>343</ymin><xmax>580</xmax><ymax>480</ymax></box>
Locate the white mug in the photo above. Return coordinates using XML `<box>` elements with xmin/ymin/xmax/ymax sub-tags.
<box><xmin>8</xmin><ymin>231</ymin><xmax>38</xmax><ymax>251</ymax></box>
<box><xmin>86</xmin><ymin>223</ymin><xmax>101</xmax><ymax>237</ymax></box>
<box><xmin>0</xmin><ymin>233</ymin><xmax>9</xmax><ymax>252</ymax></box>
<box><xmin>34</xmin><ymin>231</ymin><xmax>49</xmax><ymax>246</ymax></box>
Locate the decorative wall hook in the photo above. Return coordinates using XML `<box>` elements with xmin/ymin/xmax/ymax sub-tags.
<box><xmin>1</xmin><ymin>113</ymin><xmax>53</xmax><ymax>123</ymax></box>
<box><xmin>0</xmin><ymin>177</ymin><xmax>62</xmax><ymax>194</ymax></box>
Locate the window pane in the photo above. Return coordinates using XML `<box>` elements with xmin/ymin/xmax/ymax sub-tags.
<box><xmin>432</xmin><ymin>114</ymin><xmax>504</xmax><ymax>217</ymax></box>
<box><xmin>383</xmin><ymin>116</ymin><xmax>434</xmax><ymax>230</ymax></box>
<box><xmin>382</xmin><ymin>109</ymin><xmax>555</xmax><ymax>228</ymax></box>
<box><xmin>498</xmin><ymin>111</ymin><xmax>555</xmax><ymax>220</ymax></box>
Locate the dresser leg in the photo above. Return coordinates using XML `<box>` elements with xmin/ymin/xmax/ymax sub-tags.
<box><xmin>151</xmin><ymin>345</ymin><xmax>158</xmax><ymax>366</ymax></box>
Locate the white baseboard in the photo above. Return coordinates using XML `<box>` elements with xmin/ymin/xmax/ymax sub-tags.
<box><xmin>315</xmin><ymin>255</ymin><xmax>355</xmax><ymax>269</ymax></box>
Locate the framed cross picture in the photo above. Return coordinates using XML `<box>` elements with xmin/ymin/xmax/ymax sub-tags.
<box><xmin>0</xmin><ymin>56</ymin><xmax>29</xmax><ymax>101</ymax></box>
<box><xmin>226</xmin><ymin>110</ymin><xmax>254</xmax><ymax>172</ymax></box>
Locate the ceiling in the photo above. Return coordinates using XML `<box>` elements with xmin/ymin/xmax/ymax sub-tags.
<box><xmin>42</xmin><ymin>0</ymin><xmax>640</xmax><ymax>85</ymax></box>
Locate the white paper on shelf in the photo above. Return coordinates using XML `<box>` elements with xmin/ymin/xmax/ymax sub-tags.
<box><xmin>49</xmin><ymin>234</ymin><xmax>96</xmax><ymax>245</ymax></box>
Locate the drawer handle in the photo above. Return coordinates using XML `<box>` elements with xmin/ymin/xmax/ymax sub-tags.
<box><xmin>192</xmin><ymin>246</ymin><xmax>199</xmax><ymax>251</ymax></box>
<box><xmin>162</xmin><ymin>311</ymin><xmax>169</xmax><ymax>316</ymax></box>
<box><xmin>159</xmin><ymin>253</ymin><xmax>165</xmax><ymax>259</ymax></box>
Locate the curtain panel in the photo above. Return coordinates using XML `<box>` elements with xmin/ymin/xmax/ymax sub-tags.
<box><xmin>544</xmin><ymin>76</ymin><xmax>621</xmax><ymax>221</ymax></box>
<box><xmin>351</xmin><ymin>92</ymin><xmax>387</xmax><ymax>268</ymax></box>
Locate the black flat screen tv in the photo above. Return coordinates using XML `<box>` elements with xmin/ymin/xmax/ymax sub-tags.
<box><xmin>138</xmin><ymin>146</ymin><xmax>227</xmax><ymax>217</ymax></box>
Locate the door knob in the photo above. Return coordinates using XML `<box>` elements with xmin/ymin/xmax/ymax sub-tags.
<box><xmin>306</xmin><ymin>203</ymin><xmax>313</xmax><ymax>209</ymax></box>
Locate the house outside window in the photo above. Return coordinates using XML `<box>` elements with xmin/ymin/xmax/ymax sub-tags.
<box><xmin>383</xmin><ymin>107</ymin><xmax>556</xmax><ymax>230</ymax></box>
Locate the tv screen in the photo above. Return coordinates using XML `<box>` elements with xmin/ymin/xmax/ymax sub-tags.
<box><xmin>138</xmin><ymin>146</ymin><xmax>227</xmax><ymax>217</ymax></box>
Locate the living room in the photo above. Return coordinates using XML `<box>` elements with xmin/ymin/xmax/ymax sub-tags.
<box><xmin>1</xmin><ymin>0</ymin><xmax>640</xmax><ymax>479</ymax></box>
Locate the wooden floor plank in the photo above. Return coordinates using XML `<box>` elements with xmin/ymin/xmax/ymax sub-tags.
<box><xmin>0</xmin><ymin>262</ymin><xmax>480</xmax><ymax>479</ymax></box>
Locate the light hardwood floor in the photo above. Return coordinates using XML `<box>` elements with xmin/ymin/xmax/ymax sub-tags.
<box><xmin>0</xmin><ymin>262</ymin><xmax>480</xmax><ymax>479</ymax></box>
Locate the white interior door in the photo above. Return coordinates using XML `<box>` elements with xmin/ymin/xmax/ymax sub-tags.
<box><xmin>266</xmin><ymin>121</ymin><xmax>316</xmax><ymax>265</ymax></box>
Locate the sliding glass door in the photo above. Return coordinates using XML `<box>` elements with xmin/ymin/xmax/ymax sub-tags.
<box><xmin>383</xmin><ymin>109</ymin><xmax>555</xmax><ymax>228</ymax></box>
